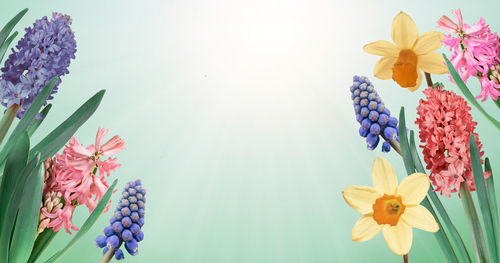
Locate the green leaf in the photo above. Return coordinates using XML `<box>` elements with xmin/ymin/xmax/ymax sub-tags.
<box><xmin>28</xmin><ymin>230</ymin><xmax>58</xmax><ymax>263</ymax></box>
<box><xmin>398</xmin><ymin>107</ymin><xmax>415</xmax><ymax>175</ymax></box>
<box><xmin>0</xmin><ymin>31</ymin><xmax>18</xmax><ymax>69</ymax></box>
<box><xmin>0</xmin><ymin>77</ymin><xmax>57</xmax><ymax>166</ymax></box>
<box><xmin>45</xmin><ymin>179</ymin><xmax>118</xmax><ymax>263</ymax></box>
<box><xmin>460</xmin><ymin>183</ymin><xmax>491</xmax><ymax>263</ymax></box>
<box><xmin>0</xmin><ymin>104</ymin><xmax>19</xmax><ymax>146</ymax></box>
<box><xmin>470</xmin><ymin>135</ymin><xmax>498</xmax><ymax>262</ymax></box>
<box><xmin>0</xmin><ymin>151</ymin><xmax>40</xmax><ymax>263</ymax></box>
<box><xmin>0</xmin><ymin>8</ymin><xmax>28</xmax><ymax>63</ymax></box>
<box><xmin>31</xmin><ymin>90</ymin><xmax>105</xmax><ymax>161</ymax></box>
<box><xmin>443</xmin><ymin>54</ymin><xmax>500</xmax><ymax>131</ymax></box>
<box><xmin>27</xmin><ymin>104</ymin><xmax>52</xmax><ymax>137</ymax></box>
<box><xmin>409</xmin><ymin>130</ymin><xmax>470</xmax><ymax>263</ymax></box>
<box><xmin>9</xmin><ymin>159</ymin><xmax>44</xmax><ymax>263</ymax></box>
<box><xmin>485</xmin><ymin>158</ymin><xmax>500</xmax><ymax>261</ymax></box>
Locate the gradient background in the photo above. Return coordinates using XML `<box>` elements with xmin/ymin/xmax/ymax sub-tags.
<box><xmin>3</xmin><ymin>0</ymin><xmax>500</xmax><ymax>262</ymax></box>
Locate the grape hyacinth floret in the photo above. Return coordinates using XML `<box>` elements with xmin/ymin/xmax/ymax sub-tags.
<box><xmin>351</xmin><ymin>75</ymin><xmax>399</xmax><ymax>152</ymax></box>
<box><xmin>0</xmin><ymin>12</ymin><xmax>76</xmax><ymax>118</ymax></box>
<box><xmin>96</xmin><ymin>180</ymin><xmax>146</xmax><ymax>260</ymax></box>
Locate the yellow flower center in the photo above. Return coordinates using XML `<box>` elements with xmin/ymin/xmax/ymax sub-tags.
<box><xmin>392</xmin><ymin>49</ymin><xmax>418</xmax><ymax>87</ymax></box>
<box><xmin>372</xmin><ymin>194</ymin><xmax>405</xmax><ymax>226</ymax></box>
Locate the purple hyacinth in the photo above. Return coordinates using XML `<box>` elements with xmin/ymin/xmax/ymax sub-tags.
<box><xmin>351</xmin><ymin>75</ymin><xmax>399</xmax><ymax>152</ymax></box>
<box><xmin>0</xmin><ymin>12</ymin><xmax>76</xmax><ymax>118</ymax></box>
<box><xmin>96</xmin><ymin>180</ymin><xmax>146</xmax><ymax>260</ymax></box>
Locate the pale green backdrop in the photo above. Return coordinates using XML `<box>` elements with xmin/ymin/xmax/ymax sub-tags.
<box><xmin>2</xmin><ymin>0</ymin><xmax>500</xmax><ymax>262</ymax></box>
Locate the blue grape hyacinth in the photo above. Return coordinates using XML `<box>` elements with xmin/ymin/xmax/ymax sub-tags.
<box><xmin>96</xmin><ymin>180</ymin><xmax>146</xmax><ymax>260</ymax></box>
<box><xmin>0</xmin><ymin>12</ymin><xmax>76</xmax><ymax>118</ymax></box>
<box><xmin>351</xmin><ymin>75</ymin><xmax>399</xmax><ymax>152</ymax></box>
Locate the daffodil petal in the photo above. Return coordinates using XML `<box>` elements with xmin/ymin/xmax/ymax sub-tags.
<box><xmin>391</xmin><ymin>12</ymin><xmax>418</xmax><ymax>49</ymax></box>
<box><xmin>398</xmin><ymin>173</ymin><xmax>429</xmax><ymax>205</ymax></box>
<box><xmin>382</xmin><ymin>220</ymin><xmax>413</xmax><ymax>255</ymax></box>
<box><xmin>374</xmin><ymin>57</ymin><xmax>397</xmax><ymax>80</ymax></box>
<box><xmin>343</xmin><ymin>186</ymin><xmax>381</xmax><ymax>214</ymax></box>
<box><xmin>407</xmin><ymin>70</ymin><xmax>423</xmax><ymax>92</ymax></box>
<box><xmin>372</xmin><ymin>157</ymin><xmax>398</xmax><ymax>195</ymax></box>
<box><xmin>401</xmin><ymin>205</ymin><xmax>439</xmax><ymax>232</ymax></box>
<box><xmin>418</xmin><ymin>52</ymin><xmax>448</xmax><ymax>74</ymax></box>
<box><xmin>363</xmin><ymin>40</ymin><xmax>400</xmax><ymax>57</ymax></box>
<box><xmin>413</xmin><ymin>31</ymin><xmax>444</xmax><ymax>55</ymax></box>
<box><xmin>352</xmin><ymin>214</ymin><xmax>383</xmax><ymax>242</ymax></box>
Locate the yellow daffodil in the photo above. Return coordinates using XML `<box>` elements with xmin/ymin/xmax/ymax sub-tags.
<box><xmin>342</xmin><ymin>157</ymin><xmax>438</xmax><ymax>255</ymax></box>
<box><xmin>363</xmin><ymin>12</ymin><xmax>448</xmax><ymax>91</ymax></box>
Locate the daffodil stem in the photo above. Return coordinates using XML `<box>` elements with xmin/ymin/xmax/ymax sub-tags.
<box><xmin>424</xmin><ymin>72</ymin><xmax>433</xmax><ymax>87</ymax></box>
<box><xmin>99</xmin><ymin>247</ymin><xmax>115</xmax><ymax>263</ymax></box>
<box><xmin>403</xmin><ymin>254</ymin><xmax>409</xmax><ymax>263</ymax></box>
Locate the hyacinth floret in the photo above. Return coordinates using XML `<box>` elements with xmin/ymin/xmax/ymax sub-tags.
<box><xmin>96</xmin><ymin>180</ymin><xmax>146</xmax><ymax>260</ymax></box>
<box><xmin>415</xmin><ymin>85</ymin><xmax>489</xmax><ymax>197</ymax></box>
<box><xmin>0</xmin><ymin>12</ymin><xmax>76</xmax><ymax>118</ymax></box>
<box><xmin>351</xmin><ymin>75</ymin><xmax>399</xmax><ymax>152</ymax></box>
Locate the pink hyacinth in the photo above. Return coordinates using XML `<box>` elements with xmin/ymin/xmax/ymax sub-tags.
<box><xmin>438</xmin><ymin>9</ymin><xmax>500</xmax><ymax>101</ymax></box>
<box><xmin>415</xmin><ymin>86</ymin><xmax>489</xmax><ymax>197</ymax></box>
<box><xmin>42</xmin><ymin>128</ymin><xmax>124</xmax><ymax>234</ymax></box>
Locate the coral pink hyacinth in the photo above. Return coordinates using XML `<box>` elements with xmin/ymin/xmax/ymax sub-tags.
<box><xmin>438</xmin><ymin>9</ymin><xmax>500</xmax><ymax>101</ymax></box>
<box><xmin>42</xmin><ymin>128</ymin><xmax>124</xmax><ymax>234</ymax></box>
<box><xmin>415</xmin><ymin>86</ymin><xmax>489</xmax><ymax>197</ymax></box>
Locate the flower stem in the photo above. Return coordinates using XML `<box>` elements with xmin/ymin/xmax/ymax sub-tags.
<box><xmin>388</xmin><ymin>139</ymin><xmax>402</xmax><ymax>155</ymax></box>
<box><xmin>403</xmin><ymin>254</ymin><xmax>409</xmax><ymax>263</ymax></box>
<box><xmin>0</xmin><ymin>104</ymin><xmax>19</xmax><ymax>145</ymax></box>
<box><xmin>424</xmin><ymin>72</ymin><xmax>433</xmax><ymax>87</ymax></box>
<box><xmin>460</xmin><ymin>183</ymin><xmax>491</xmax><ymax>263</ymax></box>
<box><xmin>99</xmin><ymin>248</ymin><xmax>115</xmax><ymax>263</ymax></box>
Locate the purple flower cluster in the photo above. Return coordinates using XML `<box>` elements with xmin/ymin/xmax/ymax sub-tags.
<box><xmin>96</xmin><ymin>180</ymin><xmax>146</xmax><ymax>260</ymax></box>
<box><xmin>351</xmin><ymin>75</ymin><xmax>399</xmax><ymax>152</ymax></box>
<box><xmin>0</xmin><ymin>12</ymin><xmax>76</xmax><ymax>118</ymax></box>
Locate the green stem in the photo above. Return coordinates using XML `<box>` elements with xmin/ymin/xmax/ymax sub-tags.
<box><xmin>460</xmin><ymin>183</ymin><xmax>490</xmax><ymax>263</ymax></box>
<box><xmin>99</xmin><ymin>247</ymin><xmax>115</xmax><ymax>263</ymax></box>
<box><xmin>0</xmin><ymin>104</ymin><xmax>19</xmax><ymax>145</ymax></box>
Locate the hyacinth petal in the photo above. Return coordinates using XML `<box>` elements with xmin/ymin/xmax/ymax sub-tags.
<box><xmin>351</xmin><ymin>214</ymin><xmax>383</xmax><ymax>242</ymax></box>
<box><xmin>100</xmin><ymin>136</ymin><xmax>125</xmax><ymax>156</ymax></box>
<box><xmin>418</xmin><ymin>52</ymin><xmax>448</xmax><ymax>74</ymax></box>
<box><xmin>363</xmin><ymin>40</ymin><xmax>399</xmax><ymax>57</ymax></box>
<box><xmin>401</xmin><ymin>205</ymin><xmax>439</xmax><ymax>232</ymax></box>
<box><xmin>372</xmin><ymin>157</ymin><xmax>397</xmax><ymax>195</ymax></box>
<box><xmin>342</xmin><ymin>186</ymin><xmax>381</xmax><ymax>214</ymax></box>
<box><xmin>382</xmin><ymin>220</ymin><xmax>413</xmax><ymax>255</ymax></box>
<box><xmin>407</xmin><ymin>70</ymin><xmax>422</xmax><ymax>92</ymax></box>
<box><xmin>95</xmin><ymin>128</ymin><xmax>109</xmax><ymax>152</ymax></box>
<box><xmin>391</xmin><ymin>12</ymin><xmax>418</xmax><ymax>49</ymax></box>
<box><xmin>374</xmin><ymin>57</ymin><xmax>397</xmax><ymax>80</ymax></box>
<box><xmin>397</xmin><ymin>173</ymin><xmax>429</xmax><ymax>205</ymax></box>
<box><xmin>412</xmin><ymin>31</ymin><xmax>443</xmax><ymax>55</ymax></box>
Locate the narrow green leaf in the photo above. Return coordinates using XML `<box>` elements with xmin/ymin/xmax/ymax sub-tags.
<box><xmin>470</xmin><ymin>135</ymin><xmax>497</xmax><ymax>262</ymax></box>
<box><xmin>0</xmin><ymin>8</ymin><xmax>28</xmax><ymax>62</ymax></box>
<box><xmin>45</xmin><ymin>179</ymin><xmax>118</xmax><ymax>263</ymax></box>
<box><xmin>0</xmin><ymin>151</ymin><xmax>40</xmax><ymax>262</ymax></box>
<box><xmin>0</xmin><ymin>77</ymin><xmax>57</xmax><ymax>166</ymax></box>
<box><xmin>31</xmin><ymin>90</ymin><xmax>105</xmax><ymax>161</ymax></box>
<box><xmin>409</xmin><ymin>130</ymin><xmax>471</xmax><ymax>263</ymax></box>
<box><xmin>9</xmin><ymin>160</ymin><xmax>44</xmax><ymax>263</ymax></box>
<box><xmin>443</xmin><ymin>54</ymin><xmax>500</xmax><ymax>131</ymax></box>
<box><xmin>0</xmin><ymin>104</ymin><xmax>19</xmax><ymax>146</ymax></box>
<box><xmin>485</xmin><ymin>158</ymin><xmax>500</xmax><ymax>261</ymax></box>
<box><xmin>27</xmin><ymin>104</ymin><xmax>52</xmax><ymax>137</ymax></box>
<box><xmin>398</xmin><ymin>107</ymin><xmax>415</xmax><ymax>174</ymax></box>
<box><xmin>0</xmin><ymin>31</ymin><xmax>18</xmax><ymax>69</ymax></box>
<box><xmin>460</xmin><ymin>183</ymin><xmax>490</xmax><ymax>263</ymax></box>
<box><xmin>28</xmin><ymin>230</ymin><xmax>58</xmax><ymax>263</ymax></box>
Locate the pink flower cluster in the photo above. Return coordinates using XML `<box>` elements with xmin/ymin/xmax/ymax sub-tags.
<box><xmin>42</xmin><ymin>128</ymin><xmax>125</xmax><ymax>234</ymax></box>
<box><xmin>438</xmin><ymin>9</ymin><xmax>500</xmax><ymax>101</ymax></box>
<box><xmin>415</xmin><ymin>86</ymin><xmax>489</xmax><ymax>197</ymax></box>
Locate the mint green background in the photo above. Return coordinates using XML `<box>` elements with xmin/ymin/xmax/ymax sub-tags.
<box><xmin>2</xmin><ymin>0</ymin><xmax>500</xmax><ymax>262</ymax></box>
